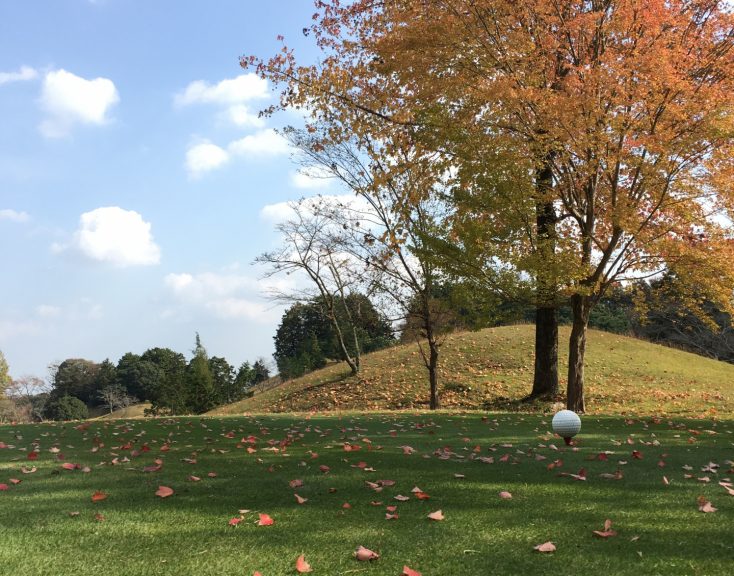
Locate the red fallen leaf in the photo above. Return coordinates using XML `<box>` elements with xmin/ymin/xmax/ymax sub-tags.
<box><xmin>547</xmin><ymin>459</ymin><xmax>563</xmax><ymax>471</ymax></box>
<box><xmin>0</xmin><ymin>484</ymin><xmax>8</xmax><ymax>491</ymax></box>
<box><xmin>402</xmin><ymin>566</ymin><xmax>422</xmax><ymax>576</ymax></box>
<box><xmin>188</xmin><ymin>475</ymin><xmax>201</xmax><ymax>482</ymax></box>
<box><xmin>370</xmin><ymin>501</ymin><xmax>383</xmax><ymax>506</ymax></box>
<box><xmin>499</xmin><ymin>491</ymin><xmax>513</xmax><ymax>499</ymax></box>
<box><xmin>592</xmin><ymin>519</ymin><xmax>617</xmax><ymax>538</ymax></box>
<box><xmin>257</xmin><ymin>513</ymin><xmax>274</xmax><ymax>526</ymax></box>
<box><xmin>228</xmin><ymin>517</ymin><xmax>242</xmax><ymax>526</ymax></box>
<box><xmin>558</xmin><ymin>468</ymin><xmax>586</xmax><ymax>481</ymax></box>
<box><xmin>159</xmin><ymin>444</ymin><xmax>170</xmax><ymax>452</ymax></box>
<box><xmin>414</xmin><ymin>491</ymin><xmax>430</xmax><ymax>500</ymax></box>
<box><xmin>632</xmin><ymin>450</ymin><xmax>643</xmax><ymax>460</ymax></box>
<box><xmin>385</xmin><ymin>512</ymin><xmax>399</xmax><ymax>520</ymax></box>
<box><xmin>155</xmin><ymin>486</ymin><xmax>174</xmax><ymax>498</ymax></box>
<box><xmin>294</xmin><ymin>494</ymin><xmax>308</xmax><ymax>505</ymax></box>
<box><xmin>534</xmin><ymin>541</ymin><xmax>556</xmax><ymax>553</ymax></box>
<box><xmin>289</xmin><ymin>479</ymin><xmax>304</xmax><ymax>488</ymax></box>
<box><xmin>61</xmin><ymin>462</ymin><xmax>78</xmax><ymax>470</ymax></box>
<box><xmin>597</xmin><ymin>452</ymin><xmax>609</xmax><ymax>461</ymax></box>
<box><xmin>254</xmin><ymin>573</ymin><xmax>262</xmax><ymax>576</ymax></box>
<box><xmin>342</xmin><ymin>502</ymin><xmax>352</xmax><ymax>509</ymax></box>
<box><xmin>9</xmin><ymin>479</ymin><xmax>21</xmax><ymax>485</ymax></box>
<box><xmin>91</xmin><ymin>490</ymin><xmax>108</xmax><ymax>502</ymax></box>
<box><xmin>386</xmin><ymin>505</ymin><xmax>398</xmax><ymax>512</ymax></box>
<box><xmin>355</xmin><ymin>546</ymin><xmax>379</xmax><ymax>561</ymax></box>
<box><xmin>27</xmin><ymin>452</ymin><xmax>38</xmax><ymax>460</ymax></box>
<box><xmin>295</xmin><ymin>555</ymin><xmax>312</xmax><ymax>573</ymax></box>
<box><xmin>427</xmin><ymin>510</ymin><xmax>444</xmax><ymax>521</ymax></box>
<box><xmin>319</xmin><ymin>465</ymin><xmax>330</xmax><ymax>473</ymax></box>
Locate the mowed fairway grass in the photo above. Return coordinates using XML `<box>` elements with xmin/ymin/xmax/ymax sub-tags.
<box><xmin>1</xmin><ymin>413</ymin><xmax>733</xmax><ymax>575</ymax></box>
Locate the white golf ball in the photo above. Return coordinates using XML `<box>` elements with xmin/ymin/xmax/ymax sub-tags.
<box><xmin>552</xmin><ymin>410</ymin><xmax>581</xmax><ymax>438</ymax></box>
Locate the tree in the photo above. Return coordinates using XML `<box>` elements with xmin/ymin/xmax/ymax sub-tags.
<box><xmin>5</xmin><ymin>375</ymin><xmax>50</xmax><ymax>422</ymax></box>
<box><xmin>248</xmin><ymin>0</ymin><xmax>734</xmax><ymax>412</ymax></box>
<box><xmin>256</xmin><ymin>200</ymin><xmax>367</xmax><ymax>376</ymax></box>
<box><xmin>209</xmin><ymin>356</ymin><xmax>236</xmax><ymax>404</ymax></box>
<box><xmin>252</xmin><ymin>359</ymin><xmax>271</xmax><ymax>385</ymax></box>
<box><xmin>140</xmin><ymin>348</ymin><xmax>188</xmax><ymax>414</ymax></box>
<box><xmin>97</xmin><ymin>384</ymin><xmax>137</xmax><ymax>414</ymax></box>
<box><xmin>49</xmin><ymin>359</ymin><xmax>100</xmax><ymax>406</ymax></box>
<box><xmin>0</xmin><ymin>350</ymin><xmax>11</xmax><ymax>421</ymax></box>
<box><xmin>234</xmin><ymin>361</ymin><xmax>256</xmax><ymax>395</ymax></box>
<box><xmin>186</xmin><ymin>334</ymin><xmax>216</xmax><ymax>414</ymax></box>
<box><xmin>44</xmin><ymin>394</ymin><xmax>88</xmax><ymax>421</ymax></box>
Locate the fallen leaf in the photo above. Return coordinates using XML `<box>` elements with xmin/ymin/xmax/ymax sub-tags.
<box><xmin>402</xmin><ymin>566</ymin><xmax>422</xmax><ymax>576</ymax></box>
<box><xmin>229</xmin><ymin>517</ymin><xmax>242</xmax><ymax>526</ymax></box>
<box><xmin>289</xmin><ymin>479</ymin><xmax>304</xmax><ymax>488</ymax></box>
<box><xmin>91</xmin><ymin>490</ymin><xmax>108</xmax><ymax>502</ymax></box>
<box><xmin>258</xmin><ymin>513</ymin><xmax>274</xmax><ymax>526</ymax></box>
<box><xmin>499</xmin><ymin>491</ymin><xmax>513</xmax><ymax>499</ymax></box>
<box><xmin>427</xmin><ymin>510</ymin><xmax>444</xmax><ymax>521</ymax></box>
<box><xmin>354</xmin><ymin>546</ymin><xmax>379</xmax><ymax>561</ymax></box>
<box><xmin>155</xmin><ymin>486</ymin><xmax>174</xmax><ymax>498</ymax></box>
<box><xmin>295</xmin><ymin>555</ymin><xmax>312</xmax><ymax>573</ymax></box>
<box><xmin>534</xmin><ymin>541</ymin><xmax>556</xmax><ymax>553</ymax></box>
<box><xmin>0</xmin><ymin>484</ymin><xmax>8</xmax><ymax>491</ymax></box>
<box><xmin>592</xmin><ymin>519</ymin><xmax>617</xmax><ymax>538</ymax></box>
<box><xmin>294</xmin><ymin>494</ymin><xmax>308</xmax><ymax>505</ymax></box>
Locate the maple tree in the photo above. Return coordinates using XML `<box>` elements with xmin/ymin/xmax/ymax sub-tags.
<box><xmin>246</xmin><ymin>0</ymin><xmax>734</xmax><ymax>412</ymax></box>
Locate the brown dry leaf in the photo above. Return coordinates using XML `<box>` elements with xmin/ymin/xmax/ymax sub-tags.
<box><xmin>427</xmin><ymin>510</ymin><xmax>444</xmax><ymax>521</ymax></box>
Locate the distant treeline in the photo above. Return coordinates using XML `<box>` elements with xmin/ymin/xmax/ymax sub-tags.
<box><xmin>4</xmin><ymin>334</ymin><xmax>270</xmax><ymax>422</ymax></box>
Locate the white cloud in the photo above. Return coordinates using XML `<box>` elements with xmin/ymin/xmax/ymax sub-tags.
<box><xmin>260</xmin><ymin>194</ymin><xmax>372</xmax><ymax>225</ymax></box>
<box><xmin>175</xmin><ymin>73</ymin><xmax>268</xmax><ymax>107</ymax></box>
<box><xmin>70</xmin><ymin>206</ymin><xmax>160</xmax><ymax>267</ymax></box>
<box><xmin>0</xmin><ymin>209</ymin><xmax>30</xmax><ymax>223</ymax></box>
<box><xmin>0</xmin><ymin>65</ymin><xmax>38</xmax><ymax>86</ymax></box>
<box><xmin>185</xmin><ymin>141</ymin><xmax>230</xmax><ymax>177</ymax></box>
<box><xmin>290</xmin><ymin>166</ymin><xmax>333</xmax><ymax>189</ymax></box>
<box><xmin>164</xmin><ymin>272</ymin><xmax>272</xmax><ymax>321</ymax></box>
<box><xmin>228</xmin><ymin>129</ymin><xmax>290</xmax><ymax>157</ymax></box>
<box><xmin>36</xmin><ymin>305</ymin><xmax>61</xmax><ymax>319</ymax></box>
<box><xmin>222</xmin><ymin>104</ymin><xmax>265</xmax><ymax>128</ymax></box>
<box><xmin>39</xmin><ymin>69</ymin><xmax>119</xmax><ymax>138</ymax></box>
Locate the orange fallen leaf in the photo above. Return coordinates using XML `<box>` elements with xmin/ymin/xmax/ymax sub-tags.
<box><xmin>155</xmin><ymin>485</ymin><xmax>174</xmax><ymax>498</ymax></box>
<box><xmin>402</xmin><ymin>566</ymin><xmax>422</xmax><ymax>576</ymax></box>
<box><xmin>258</xmin><ymin>513</ymin><xmax>274</xmax><ymax>526</ymax></box>
<box><xmin>354</xmin><ymin>546</ymin><xmax>379</xmax><ymax>561</ymax></box>
<box><xmin>91</xmin><ymin>490</ymin><xmax>108</xmax><ymax>502</ymax></box>
<box><xmin>229</xmin><ymin>517</ymin><xmax>242</xmax><ymax>526</ymax></box>
<box><xmin>295</xmin><ymin>555</ymin><xmax>312</xmax><ymax>573</ymax></box>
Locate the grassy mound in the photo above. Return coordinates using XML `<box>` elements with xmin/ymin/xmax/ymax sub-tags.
<box><xmin>210</xmin><ymin>325</ymin><xmax>734</xmax><ymax>417</ymax></box>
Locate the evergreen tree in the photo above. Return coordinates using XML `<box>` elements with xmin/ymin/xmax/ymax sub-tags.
<box><xmin>186</xmin><ymin>334</ymin><xmax>216</xmax><ymax>414</ymax></box>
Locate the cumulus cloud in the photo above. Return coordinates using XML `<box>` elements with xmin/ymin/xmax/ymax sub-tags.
<box><xmin>164</xmin><ymin>272</ymin><xmax>272</xmax><ymax>321</ymax></box>
<box><xmin>39</xmin><ymin>69</ymin><xmax>119</xmax><ymax>138</ymax></box>
<box><xmin>185</xmin><ymin>141</ymin><xmax>230</xmax><ymax>177</ymax></box>
<box><xmin>228</xmin><ymin>129</ymin><xmax>290</xmax><ymax>157</ymax></box>
<box><xmin>222</xmin><ymin>104</ymin><xmax>265</xmax><ymax>128</ymax></box>
<box><xmin>0</xmin><ymin>65</ymin><xmax>38</xmax><ymax>86</ymax></box>
<box><xmin>70</xmin><ymin>207</ymin><xmax>160</xmax><ymax>267</ymax></box>
<box><xmin>0</xmin><ymin>209</ymin><xmax>30</xmax><ymax>223</ymax></box>
<box><xmin>175</xmin><ymin>73</ymin><xmax>268</xmax><ymax>107</ymax></box>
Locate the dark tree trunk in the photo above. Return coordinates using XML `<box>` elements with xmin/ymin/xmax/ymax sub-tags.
<box><xmin>428</xmin><ymin>337</ymin><xmax>440</xmax><ymax>410</ymax></box>
<box><xmin>531</xmin><ymin>304</ymin><xmax>559</xmax><ymax>398</ymax></box>
<box><xmin>528</xmin><ymin>156</ymin><xmax>559</xmax><ymax>399</ymax></box>
<box><xmin>567</xmin><ymin>293</ymin><xmax>591</xmax><ymax>413</ymax></box>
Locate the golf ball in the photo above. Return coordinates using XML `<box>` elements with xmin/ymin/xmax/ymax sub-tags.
<box><xmin>552</xmin><ymin>409</ymin><xmax>581</xmax><ymax>438</ymax></box>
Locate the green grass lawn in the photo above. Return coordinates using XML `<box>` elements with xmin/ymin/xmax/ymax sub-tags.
<box><xmin>1</xmin><ymin>413</ymin><xmax>733</xmax><ymax>575</ymax></box>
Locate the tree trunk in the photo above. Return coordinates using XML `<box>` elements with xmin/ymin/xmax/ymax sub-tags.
<box><xmin>529</xmin><ymin>156</ymin><xmax>559</xmax><ymax>399</ymax></box>
<box><xmin>567</xmin><ymin>293</ymin><xmax>591</xmax><ymax>413</ymax></box>
<box><xmin>428</xmin><ymin>337</ymin><xmax>440</xmax><ymax>410</ymax></box>
<box><xmin>531</xmin><ymin>304</ymin><xmax>559</xmax><ymax>398</ymax></box>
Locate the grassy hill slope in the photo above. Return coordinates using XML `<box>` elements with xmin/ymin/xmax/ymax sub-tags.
<box><xmin>209</xmin><ymin>325</ymin><xmax>734</xmax><ymax>417</ymax></box>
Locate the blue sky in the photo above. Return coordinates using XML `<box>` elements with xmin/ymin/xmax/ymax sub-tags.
<box><xmin>0</xmin><ymin>1</ymin><xmax>336</xmax><ymax>379</ymax></box>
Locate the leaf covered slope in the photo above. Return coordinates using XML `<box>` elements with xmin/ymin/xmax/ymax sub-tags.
<box><xmin>210</xmin><ymin>325</ymin><xmax>734</xmax><ymax>417</ymax></box>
